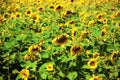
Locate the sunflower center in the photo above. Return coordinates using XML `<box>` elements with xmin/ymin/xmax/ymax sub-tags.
<box><xmin>94</xmin><ymin>54</ymin><xmax>99</xmax><ymax>58</ymax></box>
<box><xmin>16</xmin><ymin>14</ymin><xmax>20</xmax><ymax>18</ymax></box>
<box><xmin>56</xmin><ymin>6</ymin><xmax>62</xmax><ymax>10</ymax></box>
<box><xmin>72</xmin><ymin>45</ymin><xmax>80</xmax><ymax>53</ymax></box>
<box><xmin>66</xmin><ymin>10</ymin><xmax>72</xmax><ymax>15</ymax></box>
<box><xmin>90</xmin><ymin>61</ymin><xmax>95</xmax><ymax>66</ymax></box>
<box><xmin>94</xmin><ymin>78</ymin><xmax>99</xmax><ymax>80</ymax></box>
<box><xmin>27</xmin><ymin>11</ymin><xmax>31</xmax><ymax>14</ymax></box>
<box><xmin>48</xmin><ymin>66</ymin><xmax>52</xmax><ymax>69</ymax></box>
<box><xmin>56</xmin><ymin>35</ymin><xmax>67</xmax><ymax>43</ymax></box>
<box><xmin>32</xmin><ymin>47</ymin><xmax>39</xmax><ymax>52</ymax></box>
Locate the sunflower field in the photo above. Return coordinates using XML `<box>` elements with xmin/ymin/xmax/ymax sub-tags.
<box><xmin>0</xmin><ymin>0</ymin><xmax>120</xmax><ymax>80</ymax></box>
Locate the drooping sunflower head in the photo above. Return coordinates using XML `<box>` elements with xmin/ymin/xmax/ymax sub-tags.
<box><xmin>52</xmin><ymin>34</ymin><xmax>69</xmax><ymax>46</ymax></box>
<box><xmin>28</xmin><ymin>44</ymin><xmax>42</xmax><ymax>55</ymax></box>
<box><xmin>70</xmin><ymin>44</ymin><xmax>83</xmax><ymax>56</ymax></box>
<box><xmin>20</xmin><ymin>69</ymin><xmax>29</xmax><ymax>80</ymax></box>
<box><xmin>88</xmin><ymin>58</ymin><xmax>98</xmax><ymax>69</ymax></box>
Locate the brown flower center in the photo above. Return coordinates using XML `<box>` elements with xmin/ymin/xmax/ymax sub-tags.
<box><xmin>66</xmin><ymin>10</ymin><xmax>72</xmax><ymax>15</ymax></box>
<box><xmin>90</xmin><ymin>61</ymin><xmax>95</xmax><ymax>66</ymax></box>
<box><xmin>56</xmin><ymin>6</ymin><xmax>63</xmax><ymax>10</ymax></box>
<box><xmin>72</xmin><ymin>45</ymin><xmax>80</xmax><ymax>53</ymax></box>
<box><xmin>16</xmin><ymin>14</ymin><xmax>20</xmax><ymax>18</ymax></box>
<box><xmin>56</xmin><ymin>35</ymin><xmax>67</xmax><ymax>43</ymax></box>
<box><xmin>27</xmin><ymin>11</ymin><xmax>31</xmax><ymax>14</ymax></box>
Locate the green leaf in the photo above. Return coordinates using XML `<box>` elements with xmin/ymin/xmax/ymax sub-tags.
<box><xmin>67</xmin><ymin>72</ymin><xmax>78</xmax><ymax>80</ymax></box>
<box><xmin>41</xmin><ymin>72</ymin><xmax>48</xmax><ymax>79</ymax></box>
<box><xmin>98</xmin><ymin>74</ymin><xmax>106</xmax><ymax>77</ymax></box>
<box><xmin>39</xmin><ymin>63</ymin><xmax>47</xmax><ymax>73</ymax></box>
<box><xmin>92</xmin><ymin>28</ymin><xmax>101</xmax><ymax>37</ymax></box>
<box><xmin>82</xmin><ymin>65</ymin><xmax>88</xmax><ymax>69</ymax></box>
<box><xmin>41</xmin><ymin>51</ymin><xmax>50</xmax><ymax>58</ymax></box>
<box><xmin>21</xmin><ymin>61</ymin><xmax>37</xmax><ymax>71</ymax></box>
<box><xmin>58</xmin><ymin>71</ymin><xmax>65</xmax><ymax>78</ymax></box>
<box><xmin>15</xmin><ymin>74</ymin><xmax>22</xmax><ymax>80</ymax></box>
<box><xmin>58</xmin><ymin>54</ymin><xmax>70</xmax><ymax>63</ymax></box>
<box><xmin>69</xmin><ymin>61</ymin><xmax>76</xmax><ymax>68</ymax></box>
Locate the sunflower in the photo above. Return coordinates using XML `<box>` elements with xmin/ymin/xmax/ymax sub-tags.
<box><xmin>24</xmin><ymin>53</ymin><xmax>36</xmax><ymax>62</ymax></box>
<box><xmin>81</xmin><ymin>30</ymin><xmax>89</xmax><ymax>37</ymax></box>
<box><xmin>88</xmin><ymin>58</ymin><xmax>98</xmax><ymax>69</ymax></box>
<box><xmin>101</xmin><ymin>28</ymin><xmax>107</xmax><ymax>36</ymax></box>
<box><xmin>10</xmin><ymin>13</ymin><xmax>15</xmax><ymax>20</ymax></box>
<box><xmin>20</xmin><ymin>69</ymin><xmax>29</xmax><ymax>80</ymax></box>
<box><xmin>15</xmin><ymin>12</ymin><xmax>21</xmax><ymax>18</ymax></box>
<box><xmin>89</xmin><ymin>75</ymin><xmax>102</xmax><ymax>80</ymax></box>
<box><xmin>31</xmin><ymin>13</ymin><xmax>40</xmax><ymax>23</ymax></box>
<box><xmin>71</xmin><ymin>27</ymin><xmax>77</xmax><ymax>41</ymax></box>
<box><xmin>70</xmin><ymin>44</ymin><xmax>83</xmax><ymax>56</ymax></box>
<box><xmin>46</xmin><ymin>64</ymin><xmax>53</xmax><ymax>71</ymax></box>
<box><xmin>97</xmin><ymin>12</ymin><xmax>106</xmax><ymax>22</ymax></box>
<box><xmin>54</xmin><ymin>5</ymin><xmax>63</xmax><ymax>12</ymax></box>
<box><xmin>77</xmin><ymin>35</ymin><xmax>83</xmax><ymax>42</ymax></box>
<box><xmin>3</xmin><ymin>13</ymin><xmax>10</xmax><ymax>19</ymax></box>
<box><xmin>24</xmin><ymin>54</ymin><xmax>30</xmax><ymax>60</ymax></box>
<box><xmin>115</xmin><ymin>10</ymin><xmax>120</xmax><ymax>17</ymax></box>
<box><xmin>0</xmin><ymin>16</ymin><xmax>4</xmax><ymax>24</ymax></box>
<box><xmin>37</xmin><ymin>6</ymin><xmax>44</xmax><ymax>12</ymax></box>
<box><xmin>70</xmin><ymin>0</ymin><xmax>74</xmax><ymax>3</ymax></box>
<box><xmin>28</xmin><ymin>44</ymin><xmax>42</xmax><ymax>55</ymax></box>
<box><xmin>111</xmin><ymin>51</ymin><xmax>119</xmax><ymax>64</ymax></box>
<box><xmin>93</xmin><ymin>52</ymin><xmax>99</xmax><ymax>60</ymax></box>
<box><xmin>62</xmin><ymin>10</ymin><xmax>75</xmax><ymax>17</ymax></box>
<box><xmin>52</xmin><ymin>34</ymin><xmax>69</xmax><ymax>46</ymax></box>
<box><xmin>88</xmin><ymin>20</ymin><xmax>95</xmax><ymax>26</ymax></box>
<box><xmin>25</xmin><ymin>9</ymin><xmax>32</xmax><ymax>16</ymax></box>
<box><xmin>102</xmin><ymin>18</ymin><xmax>108</xmax><ymax>24</ymax></box>
<box><xmin>65</xmin><ymin>20</ymin><xmax>74</xmax><ymax>26</ymax></box>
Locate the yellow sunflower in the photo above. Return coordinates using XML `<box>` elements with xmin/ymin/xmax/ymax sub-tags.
<box><xmin>115</xmin><ymin>10</ymin><xmax>120</xmax><ymax>17</ymax></box>
<box><xmin>70</xmin><ymin>44</ymin><xmax>83</xmax><ymax>56</ymax></box>
<box><xmin>52</xmin><ymin>34</ymin><xmax>69</xmax><ymax>46</ymax></box>
<box><xmin>88</xmin><ymin>58</ymin><xmax>98</xmax><ymax>69</ymax></box>
<box><xmin>97</xmin><ymin>12</ymin><xmax>106</xmax><ymax>22</ymax></box>
<box><xmin>24</xmin><ymin>54</ymin><xmax>30</xmax><ymax>60</ymax></box>
<box><xmin>89</xmin><ymin>75</ymin><xmax>102</xmax><ymax>80</ymax></box>
<box><xmin>101</xmin><ymin>28</ymin><xmax>107</xmax><ymax>36</ymax></box>
<box><xmin>54</xmin><ymin>5</ymin><xmax>63</xmax><ymax>12</ymax></box>
<box><xmin>88</xmin><ymin>20</ymin><xmax>95</xmax><ymax>26</ymax></box>
<box><xmin>3</xmin><ymin>13</ymin><xmax>10</xmax><ymax>19</ymax></box>
<box><xmin>25</xmin><ymin>8</ymin><xmax>33</xmax><ymax>16</ymax></box>
<box><xmin>111</xmin><ymin>51</ymin><xmax>119</xmax><ymax>64</ymax></box>
<box><xmin>31</xmin><ymin>13</ymin><xmax>40</xmax><ymax>23</ymax></box>
<box><xmin>20</xmin><ymin>69</ymin><xmax>29</xmax><ymax>80</ymax></box>
<box><xmin>93</xmin><ymin>52</ymin><xmax>100</xmax><ymax>60</ymax></box>
<box><xmin>15</xmin><ymin>12</ymin><xmax>22</xmax><ymax>18</ymax></box>
<box><xmin>46</xmin><ymin>64</ymin><xmax>53</xmax><ymax>71</ymax></box>
<box><xmin>28</xmin><ymin>44</ymin><xmax>42</xmax><ymax>55</ymax></box>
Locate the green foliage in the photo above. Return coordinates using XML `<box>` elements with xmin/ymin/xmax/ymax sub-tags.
<box><xmin>0</xmin><ymin>0</ymin><xmax>120</xmax><ymax>80</ymax></box>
